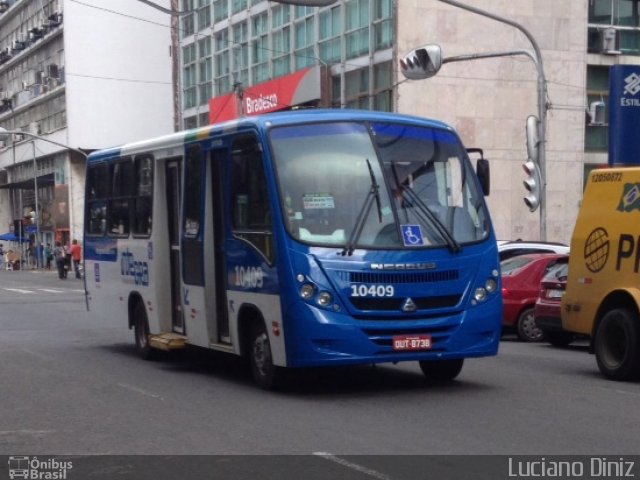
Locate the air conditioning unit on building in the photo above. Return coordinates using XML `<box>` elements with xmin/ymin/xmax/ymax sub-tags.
<box><xmin>602</xmin><ymin>27</ymin><xmax>621</xmax><ymax>55</ymax></box>
<box><xmin>48</xmin><ymin>12</ymin><xmax>62</xmax><ymax>27</ymax></box>
<box><xmin>46</xmin><ymin>64</ymin><xmax>59</xmax><ymax>79</ymax></box>
<box><xmin>588</xmin><ymin>101</ymin><xmax>606</xmax><ymax>125</ymax></box>
<box><xmin>45</xmin><ymin>76</ymin><xmax>59</xmax><ymax>90</ymax></box>
<box><xmin>11</xmin><ymin>39</ymin><xmax>25</xmax><ymax>51</ymax></box>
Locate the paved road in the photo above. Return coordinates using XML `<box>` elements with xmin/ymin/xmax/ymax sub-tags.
<box><xmin>1</xmin><ymin>269</ymin><xmax>639</xmax><ymax>477</ymax></box>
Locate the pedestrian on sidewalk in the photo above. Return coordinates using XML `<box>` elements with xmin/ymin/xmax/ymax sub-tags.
<box><xmin>70</xmin><ymin>239</ymin><xmax>82</xmax><ymax>279</ymax></box>
<box><xmin>36</xmin><ymin>242</ymin><xmax>44</xmax><ymax>269</ymax></box>
<box><xmin>53</xmin><ymin>241</ymin><xmax>67</xmax><ymax>279</ymax></box>
<box><xmin>45</xmin><ymin>243</ymin><xmax>53</xmax><ymax>270</ymax></box>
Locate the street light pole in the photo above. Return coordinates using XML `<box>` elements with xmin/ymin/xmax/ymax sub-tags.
<box><xmin>438</xmin><ymin>0</ymin><xmax>548</xmax><ymax>241</ymax></box>
<box><xmin>31</xmin><ymin>140</ymin><xmax>40</xmax><ymax>268</ymax></box>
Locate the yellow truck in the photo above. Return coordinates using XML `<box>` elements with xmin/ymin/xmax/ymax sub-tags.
<box><xmin>562</xmin><ymin>167</ymin><xmax>640</xmax><ymax>381</ymax></box>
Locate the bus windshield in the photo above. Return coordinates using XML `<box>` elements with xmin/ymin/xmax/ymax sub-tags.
<box><xmin>269</xmin><ymin>121</ymin><xmax>489</xmax><ymax>250</ymax></box>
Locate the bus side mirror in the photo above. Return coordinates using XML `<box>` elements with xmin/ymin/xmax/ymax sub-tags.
<box><xmin>476</xmin><ymin>158</ymin><xmax>490</xmax><ymax>196</ymax></box>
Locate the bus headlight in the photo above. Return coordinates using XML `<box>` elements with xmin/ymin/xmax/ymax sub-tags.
<box><xmin>317</xmin><ymin>291</ymin><xmax>333</xmax><ymax>307</ymax></box>
<box><xmin>300</xmin><ymin>283</ymin><xmax>316</xmax><ymax>300</ymax></box>
<box><xmin>474</xmin><ymin>287</ymin><xmax>487</xmax><ymax>302</ymax></box>
<box><xmin>485</xmin><ymin>278</ymin><xmax>498</xmax><ymax>294</ymax></box>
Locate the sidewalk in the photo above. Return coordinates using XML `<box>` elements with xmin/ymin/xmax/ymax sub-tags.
<box><xmin>0</xmin><ymin>264</ymin><xmax>83</xmax><ymax>278</ymax></box>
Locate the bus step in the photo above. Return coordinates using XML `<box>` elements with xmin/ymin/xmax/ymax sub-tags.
<box><xmin>149</xmin><ymin>333</ymin><xmax>187</xmax><ymax>351</ymax></box>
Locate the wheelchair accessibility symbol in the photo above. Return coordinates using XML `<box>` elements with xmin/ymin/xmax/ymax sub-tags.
<box><xmin>401</xmin><ymin>224</ymin><xmax>425</xmax><ymax>247</ymax></box>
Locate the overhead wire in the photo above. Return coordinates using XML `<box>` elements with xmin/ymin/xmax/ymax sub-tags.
<box><xmin>67</xmin><ymin>0</ymin><xmax>401</xmax><ymax>92</ymax></box>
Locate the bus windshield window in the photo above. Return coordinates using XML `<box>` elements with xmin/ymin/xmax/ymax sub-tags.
<box><xmin>372</xmin><ymin>122</ymin><xmax>489</xmax><ymax>246</ymax></box>
<box><xmin>269</xmin><ymin>121</ymin><xmax>489</xmax><ymax>249</ymax></box>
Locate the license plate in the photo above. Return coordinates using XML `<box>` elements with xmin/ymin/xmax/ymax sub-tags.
<box><xmin>546</xmin><ymin>289</ymin><xmax>565</xmax><ymax>299</ymax></box>
<box><xmin>392</xmin><ymin>335</ymin><xmax>432</xmax><ymax>351</ymax></box>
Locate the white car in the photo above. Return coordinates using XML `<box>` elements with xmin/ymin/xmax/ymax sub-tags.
<box><xmin>498</xmin><ymin>240</ymin><xmax>570</xmax><ymax>262</ymax></box>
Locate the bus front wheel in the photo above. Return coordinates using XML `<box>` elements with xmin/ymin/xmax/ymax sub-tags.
<box><xmin>419</xmin><ymin>359</ymin><xmax>464</xmax><ymax>383</ymax></box>
<box><xmin>595</xmin><ymin>308</ymin><xmax>640</xmax><ymax>381</ymax></box>
<box><xmin>133</xmin><ymin>302</ymin><xmax>154</xmax><ymax>360</ymax></box>
<box><xmin>249</xmin><ymin>323</ymin><xmax>281</xmax><ymax>389</ymax></box>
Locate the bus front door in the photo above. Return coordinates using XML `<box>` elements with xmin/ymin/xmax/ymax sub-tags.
<box><xmin>165</xmin><ymin>160</ymin><xmax>184</xmax><ymax>333</ymax></box>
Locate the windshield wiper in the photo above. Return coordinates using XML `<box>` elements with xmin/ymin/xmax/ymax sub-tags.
<box><xmin>391</xmin><ymin>163</ymin><xmax>461</xmax><ymax>254</ymax></box>
<box><xmin>341</xmin><ymin>159</ymin><xmax>383</xmax><ymax>256</ymax></box>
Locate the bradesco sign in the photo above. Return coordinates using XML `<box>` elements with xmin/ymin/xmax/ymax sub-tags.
<box><xmin>609</xmin><ymin>65</ymin><xmax>640</xmax><ymax>166</ymax></box>
<box><xmin>208</xmin><ymin>66</ymin><xmax>321</xmax><ymax>123</ymax></box>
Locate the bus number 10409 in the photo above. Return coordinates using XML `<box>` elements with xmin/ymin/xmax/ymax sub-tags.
<box><xmin>350</xmin><ymin>284</ymin><xmax>394</xmax><ymax>297</ymax></box>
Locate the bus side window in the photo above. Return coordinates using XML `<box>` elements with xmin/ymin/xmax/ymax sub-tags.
<box><xmin>133</xmin><ymin>155</ymin><xmax>154</xmax><ymax>236</ymax></box>
<box><xmin>108</xmin><ymin>159</ymin><xmax>134</xmax><ymax>236</ymax></box>
<box><xmin>230</xmin><ymin>135</ymin><xmax>274</xmax><ymax>263</ymax></box>
<box><xmin>86</xmin><ymin>164</ymin><xmax>110</xmax><ymax>236</ymax></box>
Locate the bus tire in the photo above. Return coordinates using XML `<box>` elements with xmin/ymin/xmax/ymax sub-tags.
<box><xmin>516</xmin><ymin>307</ymin><xmax>543</xmax><ymax>342</ymax></box>
<box><xmin>133</xmin><ymin>301</ymin><xmax>154</xmax><ymax>360</ymax></box>
<box><xmin>419</xmin><ymin>359</ymin><xmax>464</xmax><ymax>383</ymax></box>
<box><xmin>249</xmin><ymin>323</ymin><xmax>281</xmax><ymax>390</ymax></box>
<box><xmin>595</xmin><ymin>308</ymin><xmax>640</xmax><ymax>381</ymax></box>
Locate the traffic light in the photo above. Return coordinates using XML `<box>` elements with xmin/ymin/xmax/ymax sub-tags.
<box><xmin>399</xmin><ymin>44</ymin><xmax>443</xmax><ymax>80</ymax></box>
<box><xmin>522</xmin><ymin>159</ymin><xmax>542</xmax><ymax>212</ymax></box>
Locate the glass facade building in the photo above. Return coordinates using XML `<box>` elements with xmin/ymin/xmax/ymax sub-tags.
<box><xmin>180</xmin><ymin>0</ymin><xmax>394</xmax><ymax>129</ymax></box>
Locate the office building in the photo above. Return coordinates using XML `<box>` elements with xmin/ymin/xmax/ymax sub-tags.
<box><xmin>0</xmin><ymin>0</ymin><xmax>173</xmax><ymax>248</ymax></box>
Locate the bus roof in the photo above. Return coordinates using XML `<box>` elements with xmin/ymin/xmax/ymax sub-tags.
<box><xmin>86</xmin><ymin>109</ymin><xmax>455</xmax><ymax>164</ymax></box>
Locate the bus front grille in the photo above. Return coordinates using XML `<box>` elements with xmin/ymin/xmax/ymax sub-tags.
<box><xmin>345</xmin><ymin>270</ymin><xmax>459</xmax><ymax>284</ymax></box>
<box><xmin>349</xmin><ymin>294</ymin><xmax>461</xmax><ymax>312</ymax></box>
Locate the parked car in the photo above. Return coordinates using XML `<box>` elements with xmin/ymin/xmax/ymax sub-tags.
<box><xmin>501</xmin><ymin>253</ymin><xmax>569</xmax><ymax>342</ymax></box>
<box><xmin>498</xmin><ymin>240</ymin><xmax>570</xmax><ymax>262</ymax></box>
<box><xmin>534</xmin><ymin>261</ymin><xmax>576</xmax><ymax>347</ymax></box>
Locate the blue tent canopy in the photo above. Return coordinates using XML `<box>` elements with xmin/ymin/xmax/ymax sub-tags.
<box><xmin>0</xmin><ymin>232</ymin><xmax>29</xmax><ymax>242</ymax></box>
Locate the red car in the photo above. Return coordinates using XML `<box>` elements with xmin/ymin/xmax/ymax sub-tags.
<box><xmin>501</xmin><ymin>253</ymin><xmax>569</xmax><ymax>342</ymax></box>
<box><xmin>534</xmin><ymin>261</ymin><xmax>576</xmax><ymax>347</ymax></box>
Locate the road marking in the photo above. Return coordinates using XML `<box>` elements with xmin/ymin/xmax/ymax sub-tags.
<box><xmin>313</xmin><ymin>453</ymin><xmax>394</xmax><ymax>480</ymax></box>
<box><xmin>117</xmin><ymin>383</ymin><xmax>163</xmax><ymax>400</ymax></box>
<box><xmin>0</xmin><ymin>429</ymin><xmax>56</xmax><ymax>438</ymax></box>
<box><xmin>3</xmin><ymin>288</ymin><xmax>35</xmax><ymax>294</ymax></box>
<box><xmin>1</xmin><ymin>288</ymin><xmax>84</xmax><ymax>294</ymax></box>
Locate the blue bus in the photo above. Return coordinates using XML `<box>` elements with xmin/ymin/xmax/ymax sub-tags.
<box><xmin>84</xmin><ymin>109</ymin><xmax>502</xmax><ymax>389</ymax></box>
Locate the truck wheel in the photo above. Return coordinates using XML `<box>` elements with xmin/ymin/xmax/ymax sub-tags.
<box><xmin>134</xmin><ymin>302</ymin><xmax>154</xmax><ymax>360</ymax></box>
<box><xmin>419</xmin><ymin>359</ymin><xmax>464</xmax><ymax>383</ymax></box>
<box><xmin>545</xmin><ymin>331</ymin><xmax>573</xmax><ymax>347</ymax></box>
<box><xmin>249</xmin><ymin>323</ymin><xmax>282</xmax><ymax>389</ymax></box>
<box><xmin>595</xmin><ymin>308</ymin><xmax>640</xmax><ymax>381</ymax></box>
<box><xmin>516</xmin><ymin>307</ymin><xmax>543</xmax><ymax>342</ymax></box>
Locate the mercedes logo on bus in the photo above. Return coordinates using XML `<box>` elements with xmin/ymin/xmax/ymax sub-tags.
<box><xmin>401</xmin><ymin>298</ymin><xmax>417</xmax><ymax>312</ymax></box>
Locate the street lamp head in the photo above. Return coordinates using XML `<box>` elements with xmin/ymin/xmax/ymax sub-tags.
<box><xmin>399</xmin><ymin>44</ymin><xmax>443</xmax><ymax>80</ymax></box>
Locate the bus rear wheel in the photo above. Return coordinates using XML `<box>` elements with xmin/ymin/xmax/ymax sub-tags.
<box><xmin>134</xmin><ymin>302</ymin><xmax>154</xmax><ymax>360</ymax></box>
<box><xmin>249</xmin><ymin>323</ymin><xmax>282</xmax><ymax>390</ymax></box>
<box><xmin>595</xmin><ymin>308</ymin><xmax>640</xmax><ymax>381</ymax></box>
<box><xmin>419</xmin><ymin>359</ymin><xmax>464</xmax><ymax>383</ymax></box>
